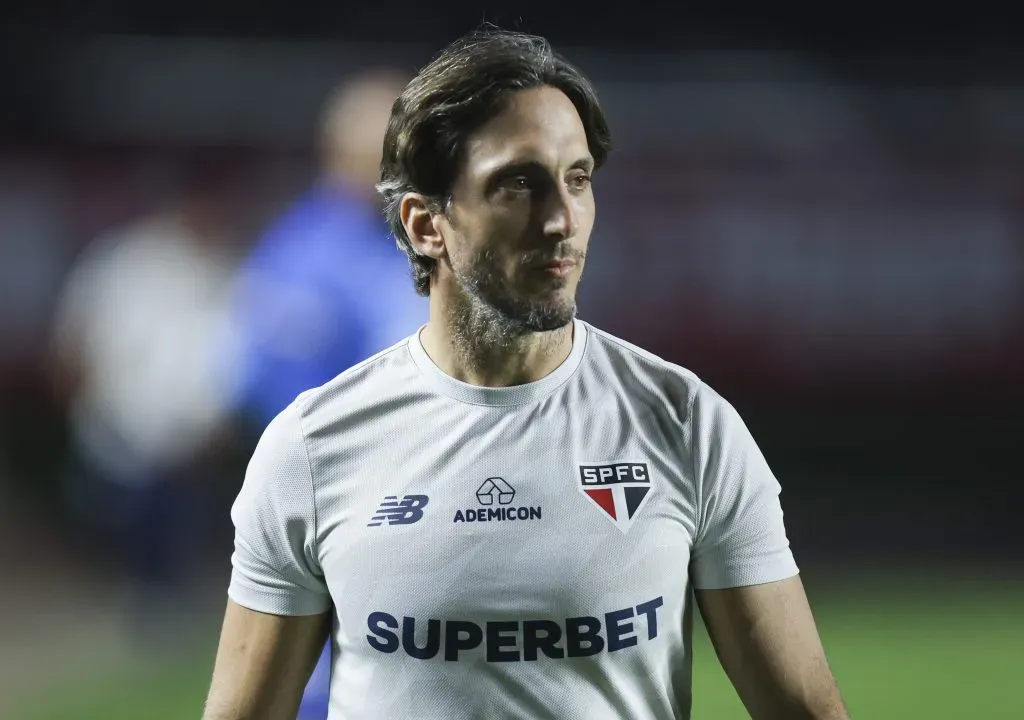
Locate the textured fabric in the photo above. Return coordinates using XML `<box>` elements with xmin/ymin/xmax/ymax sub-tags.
<box><xmin>229</xmin><ymin>403</ymin><xmax>330</xmax><ymax>616</ymax></box>
<box><xmin>228</xmin><ymin>318</ymin><xmax>798</xmax><ymax>719</ymax></box>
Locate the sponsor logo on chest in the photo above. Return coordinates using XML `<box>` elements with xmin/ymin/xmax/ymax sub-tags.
<box><xmin>366</xmin><ymin>460</ymin><xmax>654</xmax><ymax>532</ymax></box>
<box><xmin>367</xmin><ymin>595</ymin><xmax>664</xmax><ymax>662</ymax></box>
<box><xmin>453</xmin><ymin>477</ymin><xmax>542</xmax><ymax>523</ymax></box>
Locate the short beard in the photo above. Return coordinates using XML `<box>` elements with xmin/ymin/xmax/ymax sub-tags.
<box><xmin>452</xmin><ymin>246</ymin><xmax>578</xmax><ymax>349</ymax></box>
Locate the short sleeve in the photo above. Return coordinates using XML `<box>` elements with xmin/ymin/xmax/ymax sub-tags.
<box><xmin>228</xmin><ymin>401</ymin><xmax>332</xmax><ymax>615</ymax></box>
<box><xmin>690</xmin><ymin>382</ymin><xmax>799</xmax><ymax>590</ymax></box>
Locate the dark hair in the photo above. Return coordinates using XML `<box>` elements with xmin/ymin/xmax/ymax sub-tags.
<box><xmin>378</xmin><ymin>26</ymin><xmax>613</xmax><ymax>295</ymax></box>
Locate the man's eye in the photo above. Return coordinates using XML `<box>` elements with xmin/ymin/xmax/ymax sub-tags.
<box><xmin>570</xmin><ymin>174</ymin><xmax>592</xmax><ymax>190</ymax></box>
<box><xmin>505</xmin><ymin>176</ymin><xmax>531</xmax><ymax>191</ymax></box>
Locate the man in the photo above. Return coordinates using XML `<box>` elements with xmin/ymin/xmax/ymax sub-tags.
<box><xmin>225</xmin><ymin>69</ymin><xmax>427</xmax><ymax>719</ymax></box>
<box><xmin>204</xmin><ymin>28</ymin><xmax>850</xmax><ymax>720</ymax></box>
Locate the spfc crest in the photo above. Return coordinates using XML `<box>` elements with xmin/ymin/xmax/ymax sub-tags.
<box><xmin>578</xmin><ymin>462</ymin><xmax>652</xmax><ymax>533</ymax></box>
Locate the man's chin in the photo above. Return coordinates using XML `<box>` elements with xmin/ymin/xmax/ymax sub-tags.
<box><xmin>517</xmin><ymin>301</ymin><xmax>576</xmax><ymax>333</ymax></box>
<box><xmin>465</xmin><ymin>278</ymin><xmax>576</xmax><ymax>333</ymax></box>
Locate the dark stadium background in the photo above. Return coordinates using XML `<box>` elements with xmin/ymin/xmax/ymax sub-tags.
<box><xmin>1</xmin><ymin>4</ymin><xmax>1021</xmax><ymax>718</ymax></box>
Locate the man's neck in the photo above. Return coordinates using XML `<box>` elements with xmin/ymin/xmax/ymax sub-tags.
<box><xmin>419</xmin><ymin>294</ymin><xmax>575</xmax><ymax>388</ymax></box>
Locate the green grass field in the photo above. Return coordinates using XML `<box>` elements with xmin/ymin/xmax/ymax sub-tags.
<box><xmin>11</xmin><ymin>575</ymin><xmax>1024</xmax><ymax>719</ymax></box>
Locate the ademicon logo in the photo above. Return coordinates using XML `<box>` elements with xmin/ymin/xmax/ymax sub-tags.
<box><xmin>453</xmin><ymin>477</ymin><xmax>542</xmax><ymax>523</ymax></box>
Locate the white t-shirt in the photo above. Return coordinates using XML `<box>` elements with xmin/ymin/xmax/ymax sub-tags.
<box><xmin>228</xmin><ymin>318</ymin><xmax>798</xmax><ymax>720</ymax></box>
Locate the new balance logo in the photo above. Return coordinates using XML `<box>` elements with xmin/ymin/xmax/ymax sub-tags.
<box><xmin>367</xmin><ymin>495</ymin><xmax>429</xmax><ymax>527</ymax></box>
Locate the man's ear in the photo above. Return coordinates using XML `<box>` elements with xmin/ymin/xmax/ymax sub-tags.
<box><xmin>400</xmin><ymin>193</ymin><xmax>447</xmax><ymax>261</ymax></box>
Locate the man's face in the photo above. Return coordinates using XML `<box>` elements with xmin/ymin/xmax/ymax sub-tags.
<box><xmin>439</xmin><ymin>86</ymin><xmax>596</xmax><ymax>333</ymax></box>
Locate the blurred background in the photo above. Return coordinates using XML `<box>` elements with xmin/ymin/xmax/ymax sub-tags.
<box><xmin>1</xmin><ymin>4</ymin><xmax>1022</xmax><ymax>719</ymax></box>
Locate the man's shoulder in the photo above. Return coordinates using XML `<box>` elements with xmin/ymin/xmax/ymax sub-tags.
<box><xmin>581</xmin><ymin>321</ymin><xmax>741</xmax><ymax>435</ymax></box>
<box><xmin>289</xmin><ymin>334</ymin><xmax>422</xmax><ymax>428</ymax></box>
<box><xmin>240</xmin><ymin>340</ymin><xmax>416</xmax><ymax>494</ymax></box>
<box><xmin>582</xmin><ymin>321</ymin><xmax>702</xmax><ymax>390</ymax></box>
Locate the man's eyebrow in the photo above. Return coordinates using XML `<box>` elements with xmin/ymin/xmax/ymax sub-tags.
<box><xmin>570</xmin><ymin>156</ymin><xmax>595</xmax><ymax>172</ymax></box>
<box><xmin>485</xmin><ymin>156</ymin><xmax>595</xmax><ymax>179</ymax></box>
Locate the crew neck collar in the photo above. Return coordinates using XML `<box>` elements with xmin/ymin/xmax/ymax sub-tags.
<box><xmin>407</xmin><ymin>318</ymin><xmax>588</xmax><ymax>407</ymax></box>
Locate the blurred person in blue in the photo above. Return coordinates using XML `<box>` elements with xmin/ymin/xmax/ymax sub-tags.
<box><xmin>229</xmin><ymin>68</ymin><xmax>427</xmax><ymax>431</ymax></box>
<box><xmin>225</xmin><ymin>68</ymin><xmax>427</xmax><ymax>720</ymax></box>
